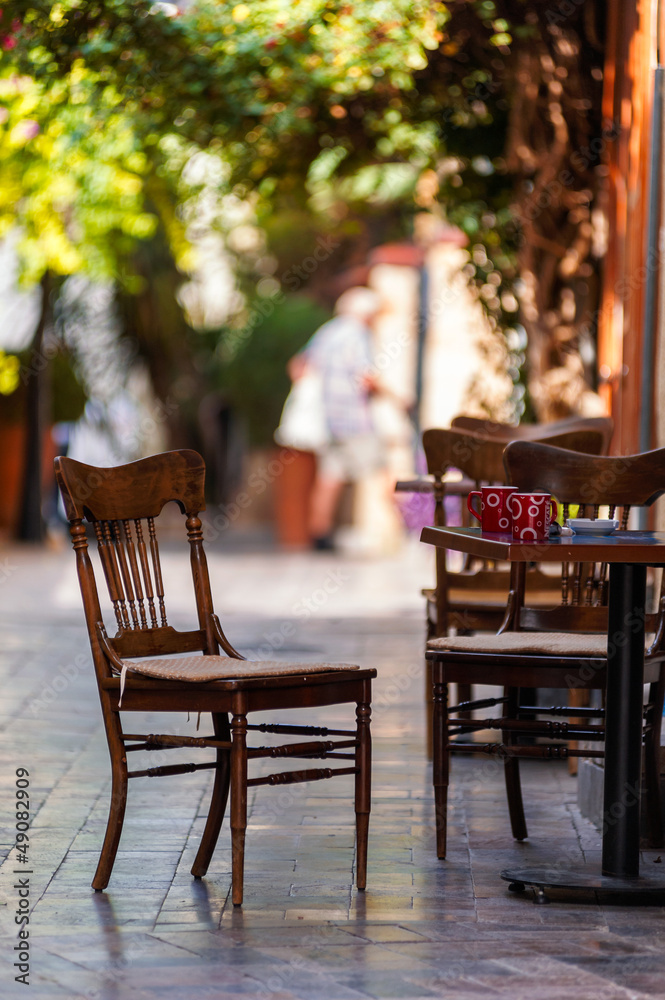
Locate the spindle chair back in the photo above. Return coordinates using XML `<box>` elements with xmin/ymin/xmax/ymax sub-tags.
<box><xmin>426</xmin><ymin>441</ymin><xmax>665</xmax><ymax>858</ymax></box>
<box><xmin>422</xmin><ymin>426</ymin><xmax>609</xmax><ymax>637</ymax></box>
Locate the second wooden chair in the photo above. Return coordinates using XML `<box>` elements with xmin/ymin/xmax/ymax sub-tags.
<box><xmin>422</xmin><ymin>425</ymin><xmax>611</xmax><ymax>640</ymax></box>
<box><xmin>427</xmin><ymin>440</ymin><xmax>665</xmax><ymax>859</ymax></box>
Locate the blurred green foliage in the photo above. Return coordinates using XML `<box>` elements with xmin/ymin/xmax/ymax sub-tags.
<box><xmin>49</xmin><ymin>350</ymin><xmax>87</xmax><ymax>422</ymax></box>
<box><xmin>1</xmin><ymin>0</ymin><xmax>538</xmax><ymax>322</ymax></box>
<box><xmin>1</xmin><ymin>1</ymin><xmax>604</xmax><ymax>429</ymax></box>
<box><xmin>215</xmin><ymin>294</ymin><xmax>330</xmax><ymax>447</ymax></box>
<box><xmin>3</xmin><ymin>1</ymin><xmax>447</xmax><ymax>285</ymax></box>
<box><xmin>0</xmin><ymin>64</ymin><xmax>189</xmax><ymax>287</ymax></box>
<box><xmin>0</xmin><ymin>351</ymin><xmax>20</xmax><ymax>395</ymax></box>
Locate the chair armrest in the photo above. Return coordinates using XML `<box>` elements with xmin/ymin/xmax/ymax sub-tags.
<box><xmin>95</xmin><ymin>622</ymin><xmax>125</xmax><ymax>673</ymax></box>
<box><xmin>497</xmin><ymin>589</ymin><xmax>520</xmax><ymax>634</ymax></box>
<box><xmin>209</xmin><ymin>613</ymin><xmax>246</xmax><ymax>660</ymax></box>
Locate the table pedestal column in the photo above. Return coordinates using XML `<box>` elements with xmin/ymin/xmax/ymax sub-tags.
<box><xmin>500</xmin><ymin>561</ymin><xmax>665</xmax><ymax>901</ymax></box>
<box><xmin>602</xmin><ymin>562</ymin><xmax>645</xmax><ymax>877</ymax></box>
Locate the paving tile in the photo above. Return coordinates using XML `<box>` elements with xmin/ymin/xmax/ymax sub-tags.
<box><xmin>0</xmin><ymin>540</ymin><xmax>664</xmax><ymax>1000</ymax></box>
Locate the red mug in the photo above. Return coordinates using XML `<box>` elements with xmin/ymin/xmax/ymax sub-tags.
<box><xmin>508</xmin><ymin>492</ymin><xmax>558</xmax><ymax>541</ymax></box>
<box><xmin>467</xmin><ymin>486</ymin><xmax>517</xmax><ymax>533</ymax></box>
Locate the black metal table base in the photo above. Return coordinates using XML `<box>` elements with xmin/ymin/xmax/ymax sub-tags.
<box><xmin>501</xmin><ymin>866</ymin><xmax>665</xmax><ymax>904</ymax></box>
<box><xmin>499</xmin><ymin>565</ymin><xmax>662</xmax><ymax>907</ymax></box>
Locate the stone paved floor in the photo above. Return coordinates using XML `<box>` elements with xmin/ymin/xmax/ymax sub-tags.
<box><xmin>1</xmin><ymin>532</ymin><xmax>665</xmax><ymax>999</ymax></box>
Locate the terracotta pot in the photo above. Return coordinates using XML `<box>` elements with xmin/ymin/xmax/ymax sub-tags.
<box><xmin>0</xmin><ymin>424</ymin><xmax>26</xmax><ymax>534</ymax></box>
<box><xmin>0</xmin><ymin>423</ymin><xmax>57</xmax><ymax>536</ymax></box>
<box><xmin>272</xmin><ymin>448</ymin><xmax>316</xmax><ymax>549</ymax></box>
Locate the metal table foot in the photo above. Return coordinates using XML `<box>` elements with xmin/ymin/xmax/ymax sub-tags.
<box><xmin>501</xmin><ymin>865</ymin><xmax>665</xmax><ymax>901</ymax></box>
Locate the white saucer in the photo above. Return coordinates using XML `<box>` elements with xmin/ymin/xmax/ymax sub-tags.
<box><xmin>566</xmin><ymin>518</ymin><xmax>619</xmax><ymax>535</ymax></box>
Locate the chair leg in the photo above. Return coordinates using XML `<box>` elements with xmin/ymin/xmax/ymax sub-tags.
<box><xmin>455</xmin><ymin>630</ymin><xmax>472</xmax><ymax>723</ymax></box>
<box><xmin>567</xmin><ymin>688</ymin><xmax>589</xmax><ymax>776</ymax></box>
<box><xmin>191</xmin><ymin>712</ymin><xmax>232</xmax><ymax>878</ymax></box>
<box><xmin>93</xmin><ymin>745</ymin><xmax>128</xmax><ymax>891</ymax></box>
<box><xmin>425</xmin><ymin>658</ymin><xmax>434</xmax><ymax>760</ymax></box>
<box><xmin>230</xmin><ymin>711</ymin><xmax>248</xmax><ymax>906</ymax></box>
<box><xmin>503</xmin><ymin>687</ymin><xmax>528</xmax><ymax>842</ymax></box>
<box><xmin>503</xmin><ymin>756</ymin><xmax>528</xmax><ymax>842</ymax></box>
<box><xmin>643</xmin><ymin>679</ymin><xmax>665</xmax><ymax>848</ymax></box>
<box><xmin>432</xmin><ymin>664</ymin><xmax>449</xmax><ymax>858</ymax></box>
<box><xmin>457</xmin><ymin>682</ymin><xmax>472</xmax><ymax>721</ymax></box>
<box><xmin>354</xmin><ymin>689</ymin><xmax>372</xmax><ymax>890</ymax></box>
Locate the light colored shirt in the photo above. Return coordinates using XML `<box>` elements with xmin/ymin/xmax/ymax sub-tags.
<box><xmin>304</xmin><ymin>315</ymin><xmax>374</xmax><ymax>439</ymax></box>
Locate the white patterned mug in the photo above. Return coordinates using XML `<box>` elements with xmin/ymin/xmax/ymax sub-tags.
<box><xmin>467</xmin><ymin>486</ymin><xmax>517</xmax><ymax>533</ymax></box>
<box><xmin>508</xmin><ymin>492</ymin><xmax>558</xmax><ymax>541</ymax></box>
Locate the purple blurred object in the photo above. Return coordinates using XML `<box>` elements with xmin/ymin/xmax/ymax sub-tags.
<box><xmin>395</xmin><ymin>449</ymin><xmax>463</xmax><ymax>534</ymax></box>
<box><xmin>395</xmin><ymin>490</ymin><xmax>435</xmax><ymax>533</ymax></box>
<box><xmin>395</xmin><ymin>491</ymin><xmax>463</xmax><ymax>534</ymax></box>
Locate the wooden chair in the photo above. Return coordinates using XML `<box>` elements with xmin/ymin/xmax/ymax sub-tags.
<box><xmin>450</xmin><ymin>414</ymin><xmax>614</xmax><ymax>452</ymax></box>
<box><xmin>422</xmin><ymin>426</ymin><xmax>610</xmax><ymax>640</ymax></box>
<box><xmin>447</xmin><ymin>416</ymin><xmax>613</xmax><ymax>774</ymax></box>
<box><xmin>54</xmin><ymin>450</ymin><xmax>375</xmax><ymax>906</ymax></box>
<box><xmin>427</xmin><ymin>441</ymin><xmax>665</xmax><ymax>858</ymax></box>
<box><xmin>420</xmin><ymin>426</ymin><xmax>609</xmax><ymax>758</ymax></box>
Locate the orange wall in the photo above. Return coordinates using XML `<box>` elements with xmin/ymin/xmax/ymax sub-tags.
<box><xmin>597</xmin><ymin>0</ymin><xmax>657</xmax><ymax>454</ymax></box>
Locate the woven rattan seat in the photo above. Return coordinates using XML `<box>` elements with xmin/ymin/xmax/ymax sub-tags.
<box><xmin>119</xmin><ymin>656</ymin><xmax>360</xmax><ymax>686</ymax></box>
<box><xmin>428</xmin><ymin>632</ymin><xmax>609</xmax><ymax>657</ymax></box>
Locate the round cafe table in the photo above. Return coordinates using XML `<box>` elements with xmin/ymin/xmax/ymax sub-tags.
<box><xmin>420</xmin><ymin>524</ymin><xmax>665</xmax><ymax>902</ymax></box>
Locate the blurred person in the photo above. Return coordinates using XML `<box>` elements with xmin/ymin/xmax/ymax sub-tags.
<box><xmin>287</xmin><ymin>286</ymin><xmax>388</xmax><ymax>551</ymax></box>
<box><xmin>66</xmin><ymin>392</ymin><xmax>142</xmax><ymax>467</ymax></box>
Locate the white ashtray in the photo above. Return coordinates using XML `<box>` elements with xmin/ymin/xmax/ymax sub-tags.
<box><xmin>566</xmin><ymin>518</ymin><xmax>620</xmax><ymax>535</ymax></box>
